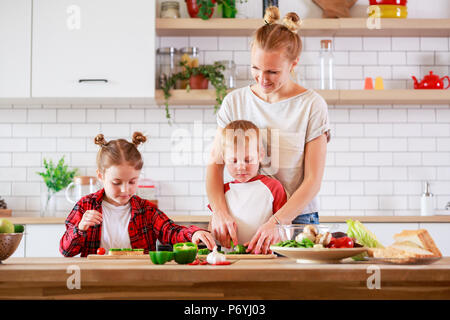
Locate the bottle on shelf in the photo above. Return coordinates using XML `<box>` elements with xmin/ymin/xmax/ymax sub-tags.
<box><xmin>420</xmin><ymin>181</ymin><xmax>434</xmax><ymax>216</ymax></box>
<box><xmin>319</xmin><ymin>39</ymin><xmax>334</xmax><ymax>90</ymax></box>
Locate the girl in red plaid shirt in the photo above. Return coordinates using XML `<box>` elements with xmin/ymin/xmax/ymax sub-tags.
<box><xmin>60</xmin><ymin>132</ymin><xmax>215</xmax><ymax>257</ymax></box>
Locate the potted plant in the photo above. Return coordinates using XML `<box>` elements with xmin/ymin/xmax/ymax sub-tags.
<box><xmin>37</xmin><ymin>156</ymin><xmax>78</xmax><ymax>217</ymax></box>
<box><xmin>161</xmin><ymin>60</ymin><xmax>227</xmax><ymax>121</ymax></box>
<box><xmin>186</xmin><ymin>0</ymin><xmax>247</xmax><ymax>20</ymax></box>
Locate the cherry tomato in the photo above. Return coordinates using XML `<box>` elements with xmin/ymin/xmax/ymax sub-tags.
<box><xmin>334</xmin><ymin>237</ymin><xmax>354</xmax><ymax>248</ymax></box>
<box><xmin>97</xmin><ymin>247</ymin><xmax>106</xmax><ymax>255</ymax></box>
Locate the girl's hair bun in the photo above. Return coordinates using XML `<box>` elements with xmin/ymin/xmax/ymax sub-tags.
<box><xmin>263</xmin><ymin>6</ymin><xmax>280</xmax><ymax>24</ymax></box>
<box><xmin>282</xmin><ymin>12</ymin><xmax>302</xmax><ymax>34</ymax></box>
<box><xmin>94</xmin><ymin>134</ymin><xmax>107</xmax><ymax>147</ymax></box>
<box><xmin>132</xmin><ymin>131</ymin><xmax>147</xmax><ymax>146</ymax></box>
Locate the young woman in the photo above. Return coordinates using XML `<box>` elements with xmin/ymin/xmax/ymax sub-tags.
<box><xmin>206</xmin><ymin>6</ymin><xmax>330</xmax><ymax>254</ymax></box>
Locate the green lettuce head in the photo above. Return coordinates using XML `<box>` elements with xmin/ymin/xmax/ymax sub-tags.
<box><xmin>346</xmin><ymin>219</ymin><xmax>384</xmax><ymax>261</ymax></box>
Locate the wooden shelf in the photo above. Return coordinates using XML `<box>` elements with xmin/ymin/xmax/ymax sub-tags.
<box><xmin>156</xmin><ymin>18</ymin><xmax>450</xmax><ymax>37</ymax></box>
<box><xmin>156</xmin><ymin>89</ymin><xmax>450</xmax><ymax>106</ymax></box>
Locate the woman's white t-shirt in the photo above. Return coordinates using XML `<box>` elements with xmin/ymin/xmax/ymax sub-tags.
<box><xmin>100</xmin><ymin>200</ymin><xmax>132</xmax><ymax>251</ymax></box>
<box><xmin>216</xmin><ymin>86</ymin><xmax>330</xmax><ymax>214</ymax></box>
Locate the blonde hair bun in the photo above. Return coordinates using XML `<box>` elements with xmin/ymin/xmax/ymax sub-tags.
<box><xmin>94</xmin><ymin>134</ymin><xmax>107</xmax><ymax>147</ymax></box>
<box><xmin>132</xmin><ymin>131</ymin><xmax>147</xmax><ymax>146</ymax></box>
<box><xmin>264</xmin><ymin>6</ymin><xmax>280</xmax><ymax>24</ymax></box>
<box><xmin>283</xmin><ymin>12</ymin><xmax>302</xmax><ymax>33</ymax></box>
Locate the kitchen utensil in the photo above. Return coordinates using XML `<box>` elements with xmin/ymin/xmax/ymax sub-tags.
<box><xmin>368</xmin><ymin>4</ymin><xmax>408</xmax><ymax>18</ymax></box>
<box><xmin>270</xmin><ymin>246</ymin><xmax>367</xmax><ymax>264</ymax></box>
<box><xmin>0</xmin><ymin>233</ymin><xmax>23</xmax><ymax>263</ymax></box>
<box><xmin>160</xmin><ymin>1</ymin><xmax>180</xmax><ymax>18</ymax></box>
<box><xmin>87</xmin><ymin>254</ymin><xmax>149</xmax><ymax>260</ymax></box>
<box><xmin>369</xmin><ymin>0</ymin><xmax>407</xmax><ymax>5</ymax></box>
<box><xmin>375</xmin><ymin>76</ymin><xmax>384</xmax><ymax>90</ymax></box>
<box><xmin>320</xmin><ymin>40</ymin><xmax>334</xmax><ymax>90</ymax></box>
<box><xmin>156</xmin><ymin>47</ymin><xmax>180</xmax><ymax>89</ymax></box>
<box><xmin>65</xmin><ymin>176</ymin><xmax>101</xmax><ymax>205</ymax></box>
<box><xmin>364</xmin><ymin>77</ymin><xmax>374</xmax><ymax>89</ymax></box>
<box><xmin>313</xmin><ymin>0</ymin><xmax>357</xmax><ymax>18</ymax></box>
<box><xmin>365</xmin><ymin>256</ymin><xmax>441</xmax><ymax>265</ymax></box>
<box><xmin>197</xmin><ymin>254</ymin><xmax>276</xmax><ymax>259</ymax></box>
<box><xmin>412</xmin><ymin>71</ymin><xmax>450</xmax><ymax>89</ymax></box>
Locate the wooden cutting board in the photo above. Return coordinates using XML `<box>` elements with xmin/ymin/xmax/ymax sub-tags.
<box><xmin>198</xmin><ymin>254</ymin><xmax>277</xmax><ymax>260</ymax></box>
<box><xmin>87</xmin><ymin>254</ymin><xmax>148</xmax><ymax>260</ymax></box>
<box><xmin>87</xmin><ymin>253</ymin><xmax>277</xmax><ymax>260</ymax></box>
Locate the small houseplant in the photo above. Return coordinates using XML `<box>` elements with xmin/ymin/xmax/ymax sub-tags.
<box><xmin>188</xmin><ymin>0</ymin><xmax>247</xmax><ymax>20</ymax></box>
<box><xmin>37</xmin><ymin>156</ymin><xmax>78</xmax><ymax>217</ymax></box>
<box><xmin>161</xmin><ymin>60</ymin><xmax>227</xmax><ymax>121</ymax></box>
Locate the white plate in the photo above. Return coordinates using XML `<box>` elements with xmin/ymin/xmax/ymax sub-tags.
<box><xmin>270</xmin><ymin>246</ymin><xmax>368</xmax><ymax>264</ymax></box>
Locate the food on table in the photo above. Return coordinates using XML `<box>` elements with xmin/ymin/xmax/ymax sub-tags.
<box><xmin>0</xmin><ymin>218</ymin><xmax>14</xmax><ymax>233</ymax></box>
<box><xmin>149</xmin><ymin>251</ymin><xmax>174</xmax><ymax>264</ymax></box>
<box><xmin>227</xmin><ymin>241</ymin><xmax>248</xmax><ymax>254</ymax></box>
<box><xmin>273</xmin><ymin>238</ymin><xmax>315</xmax><ymax>248</ymax></box>
<box><xmin>295</xmin><ymin>226</ymin><xmax>334</xmax><ymax>247</ymax></box>
<box><xmin>13</xmin><ymin>224</ymin><xmax>24</xmax><ymax>233</ymax></box>
<box><xmin>206</xmin><ymin>246</ymin><xmax>227</xmax><ymax>265</ymax></box>
<box><xmin>108</xmin><ymin>248</ymin><xmax>145</xmax><ymax>256</ymax></box>
<box><xmin>173</xmin><ymin>242</ymin><xmax>198</xmax><ymax>264</ymax></box>
<box><xmin>369</xmin><ymin>229</ymin><xmax>442</xmax><ymax>260</ymax></box>
<box><xmin>197</xmin><ymin>248</ymin><xmax>211</xmax><ymax>255</ymax></box>
<box><xmin>97</xmin><ymin>247</ymin><xmax>106</xmax><ymax>255</ymax></box>
<box><xmin>345</xmin><ymin>219</ymin><xmax>383</xmax><ymax>260</ymax></box>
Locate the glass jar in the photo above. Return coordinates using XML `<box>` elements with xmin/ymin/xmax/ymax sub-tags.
<box><xmin>160</xmin><ymin>1</ymin><xmax>180</xmax><ymax>18</ymax></box>
<box><xmin>178</xmin><ymin>47</ymin><xmax>200</xmax><ymax>89</ymax></box>
<box><xmin>218</xmin><ymin>60</ymin><xmax>237</xmax><ymax>89</ymax></box>
<box><xmin>156</xmin><ymin>47</ymin><xmax>180</xmax><ymax>89</ymax></box>
<box><xmin>136</xmin><ymin>177</ymin><xmax>157</xmax><ymax>201</ymax></box>
<box><xmin>319</xmin><ymin>40</ymin><xmax>334</xmax><ymax>90</ymax></box>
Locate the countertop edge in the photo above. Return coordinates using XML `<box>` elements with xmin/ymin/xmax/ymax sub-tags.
<box><xmin>6</xmin><ymin>215</ymin><xmax>450</xmax><ymax>224</ymax></box>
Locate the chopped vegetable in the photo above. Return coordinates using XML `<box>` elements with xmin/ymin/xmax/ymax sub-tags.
<box><xmin>173</xmin><ymin>242</ymin><xmax>198</xmax><ymax>264</ymax></box>
<box><xmin>97</xmin><ymin>247</ymin><xmax>106</xmax><ymax>255</ymax></box>
<box><xmin>149</xmin><ymin>251</ymin><xmax>174</xmax><ymax>264</ymax></box>
<box><xmin>273</xmin><ymin>238</ymin><xmax>314</xmax><ymax>248</ymax></box>
<box><xmin>197</xmin><ymin>248</ymin><xmax>211</xmax><ymax>255</ymax></box>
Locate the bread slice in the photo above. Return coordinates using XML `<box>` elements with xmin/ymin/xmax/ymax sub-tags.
<box><xmin>393</xmin><ymin>229</ymin><xmax>442</xmax><ymax>257</ymax></box>
<box><xmin>369</xmin><ymin>229</ymin><xmax>442</xmax><ymax>260</ymax></box>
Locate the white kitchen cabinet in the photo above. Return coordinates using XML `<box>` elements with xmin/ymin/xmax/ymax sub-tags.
<box><xmin>32</xmin><ymin>0</ymin><xmax>155</xmax><ymax>97</ymax></box>
<box><xmin>25</xmin><ymin>224</ymin><xmax>66</xmax><ymax>257</ymax></box>
<box><xmin>0</xmin><ymin>0</ymin><xmax>31</xmax><ymax>97</ymax></box>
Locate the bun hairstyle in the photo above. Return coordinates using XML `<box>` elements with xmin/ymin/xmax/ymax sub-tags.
<box><xmin>94</xmin><ymin>132</ymin><xmax>147</xmax><ymax>172</ymax></box>
<box><xmin>254</xmin><ymin>6</ymin><xmax>303</xmax><ymax>61</ymax></box>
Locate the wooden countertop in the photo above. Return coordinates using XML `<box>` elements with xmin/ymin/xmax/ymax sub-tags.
<box><xmin>7</xmin><ymin>215</ymin><xmax>450</xmax><ymax>225</ymax></box>
<box><xmin>1</xmin><ymin>257</ymin><xmax>449</xmax><ymax>299</ymax></box>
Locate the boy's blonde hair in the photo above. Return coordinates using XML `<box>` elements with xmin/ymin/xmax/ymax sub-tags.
<box><xmin>94</xmin><ymin>132</ymin><xmax>147</xmax><ymax>173</ymax></box>
<box><xmin>221</xmin><ymin>120</ymin><xmax>262</xmax><ymax>160</ymax></box>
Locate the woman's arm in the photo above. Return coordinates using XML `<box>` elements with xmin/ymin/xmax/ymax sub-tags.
<box><xmin>246</xmin><ymin>133</ymin><xmax>328</xmax><ymax>254</ymax></box>
<box><xmin>205</xmin><ymin>127</ymin><xmax>238</xmax><ymax>248</ymax></box>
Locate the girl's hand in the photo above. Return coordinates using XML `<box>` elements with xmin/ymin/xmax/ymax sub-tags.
<box><xmin>78</xmin><ymin>210</ymin><xmax>103</xmax><ymax>231</ymax></box>
<box><xmin>246</xmin><ymin>220</ymin><xmax>280</xmax><ymax>254</ymax></box>
<box><xmin>210</xmin><ymin>212</ymin><xmax>238</xmax><ymax>249</ymax></box>
<box><xmin>192</xmin><ymin>231</ymin><xmax>216</xmax><ymax>250</ymax></box>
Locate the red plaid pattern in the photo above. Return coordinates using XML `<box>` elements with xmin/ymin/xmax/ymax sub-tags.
<box><xmin>60</xmin><ymin>189</ymin><xmax>205</xmax><ymax>257</ymax></box>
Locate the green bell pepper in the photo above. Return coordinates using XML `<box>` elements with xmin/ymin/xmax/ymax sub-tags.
<box><xmin>173</xmin><ymin>242</ymin><xmax>198</xmax><ymax>264</ymax></box>
<box><xmin>198</xmin><ymin>248</ymin><xmax>211</xmax><ymax>255</ymax></box>
<box><xmin>149</xmin><ymin>251</ymin><xmax>174</xmax><ymax>264</ymax></box>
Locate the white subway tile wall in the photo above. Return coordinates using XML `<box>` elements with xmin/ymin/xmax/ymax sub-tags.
<box><xmin>0</xmin><ymin>0</ymin><xmax>449</xmax><ymax>217</ymax></box>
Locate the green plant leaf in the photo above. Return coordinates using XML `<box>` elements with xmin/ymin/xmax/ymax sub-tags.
<box><xmin>36</xmin><ymin>156</ymin><xmax>78</xmax><ymax>194</ymax></box>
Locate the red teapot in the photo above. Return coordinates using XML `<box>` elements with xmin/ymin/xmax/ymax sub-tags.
<box><xmin>412</xmin><ymin>71</ymin><xmax>450</xmax><ymax>89</ymax></box>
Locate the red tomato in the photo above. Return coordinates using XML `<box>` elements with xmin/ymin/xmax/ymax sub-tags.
<box><xmin>97</xmin><ymin>247</ymin><xmax>106</xmax><ymax>255</ymax></box>
<box><xmin>327</xmin><ymin>237</ymin><xmax>336</xmax><ymax>248</ymax></box>
<box><xmin>334</xmin><ymin>237</ymin><xmax>354</xmax><ymax>248</ymax></box>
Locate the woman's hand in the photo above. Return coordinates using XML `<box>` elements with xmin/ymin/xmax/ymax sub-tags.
<box><xmin>210</xmin><ymin>212</ymin><xmax>238</xmax><ymax>249</ymax></box>
<box><xmin>246</xmin><ymin>219</ymin><xmax>280</xmax><ymax>254</ymax></box>
<box><xmin>78</xmin><ymin>210</ymin><xmax>103</xmax><ymax>231</ymax></box>
<box><xmin>192</xmin><ymin>231</ymin><xmax>216</xmax><ymax>250</ymax></box>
